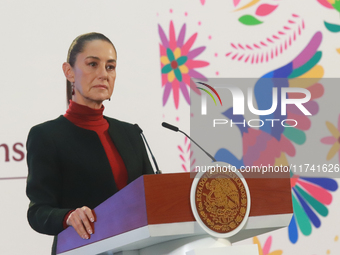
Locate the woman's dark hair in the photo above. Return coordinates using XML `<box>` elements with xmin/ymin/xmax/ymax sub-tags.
<box><xmin>66</xmin><ymin>32</ymin><xmax>116</xmax><ymax>104</ymax></box>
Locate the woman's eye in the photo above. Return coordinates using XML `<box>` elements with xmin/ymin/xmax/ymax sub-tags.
<box><xmin>89</xmin><ymin>62</ymin><xmax>97</xmax><ymax>67</ymax></box>
<box><xmin>107</xmin><ymin>65</ymin><xmax>115</xmax><ymax>71</ymax></box>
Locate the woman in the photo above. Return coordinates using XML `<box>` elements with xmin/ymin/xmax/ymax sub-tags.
<box><xmin>26</xmin><ymin>32</ymin><xmax>154</xmax><ymax>254</ymax></box>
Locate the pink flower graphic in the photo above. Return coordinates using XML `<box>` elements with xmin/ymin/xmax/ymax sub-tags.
<box><xmin>158</xmin><ymin>21</ymin><xmax>209</xmax><ymax>109</ymax></box>
<box><xmin>178</xmin><ymin>137</ymin><xmax>196</xmax><ymax>172</ymax></box>
<box><xmin>253</xmin><ymin>236</ymin><xmax>282</xmax><ymax>255</ymax></box>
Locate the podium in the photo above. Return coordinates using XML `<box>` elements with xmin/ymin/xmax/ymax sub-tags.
<box><xmin>56</xmin><ymin>172</ymin><xmax>292</xmax><ymax>255</ymax></box>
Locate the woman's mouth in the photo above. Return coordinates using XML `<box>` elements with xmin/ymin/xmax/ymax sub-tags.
<box><xmin>93</xmin><ymin>85</ymin><xmax>108</xmax><ymax>89</ymax></box>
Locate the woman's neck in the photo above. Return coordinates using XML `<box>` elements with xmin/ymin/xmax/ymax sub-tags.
<box><xmin>64</xmin><ymin>100</ymin><xmax>107</xmax><ymax>128</ymax></box>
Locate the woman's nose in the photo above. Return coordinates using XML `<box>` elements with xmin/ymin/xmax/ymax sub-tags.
<box><xmin>97</xmin><ymin>65</ymin><xmax>108</xmax><ymax>80</ymax></box>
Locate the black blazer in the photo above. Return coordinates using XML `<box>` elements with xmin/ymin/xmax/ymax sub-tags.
<box><xmin>26</xmin><ymin>116</ymin><xmax>154</xmax><ymax>251</ymax></box>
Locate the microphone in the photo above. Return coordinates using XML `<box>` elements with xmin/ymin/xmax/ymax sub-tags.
<box><xmin>161</xmin><ymin>122</ymin><xmax>179</xmax><ymax>132</ymax></box>
<box><xmin>134</xmin><ymin>124</ymin><xmax>162</xmax><ymax>174</ymax></box>
<box><xmin>161</xmin><ymin>122</ymin><xmax>217</xmax><ymax>162</ymax></box>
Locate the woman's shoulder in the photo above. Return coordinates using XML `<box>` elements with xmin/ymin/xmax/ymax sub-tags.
<box><xmin>30</xmin><ymin>115</ymin><xmax>68</xmax><ymax>129</ymax></box>
<box><xmin>28</xmin><ymin>116</ymin><xmax>71</xmax><ymax>138</ymax></box>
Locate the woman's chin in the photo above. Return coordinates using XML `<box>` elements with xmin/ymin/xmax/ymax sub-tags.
<box><xmin>91</xmin><ymin>94</ymin><xmax>110</xmax><ymax>102</ymax></box>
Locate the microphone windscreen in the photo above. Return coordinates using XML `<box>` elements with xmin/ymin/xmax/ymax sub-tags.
<box><xmin>162</xmin><ymin>122</ymin><xmax>179</xmax><ymax>132</ymax></box>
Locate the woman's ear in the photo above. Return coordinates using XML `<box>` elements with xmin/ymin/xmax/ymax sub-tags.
<box><xmin>62</xmin><ymin>62</ymin><xmax>75</xmax><ymax>83</ymax></box>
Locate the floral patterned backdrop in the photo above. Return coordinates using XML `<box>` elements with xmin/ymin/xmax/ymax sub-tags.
<box><xmin>157</xmin><ymin>0</ymin><xmax>340</xmax><ymax>254</ymax></box>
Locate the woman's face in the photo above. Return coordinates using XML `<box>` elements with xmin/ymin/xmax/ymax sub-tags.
<box><xmin>68</xmin><ymin>40</ymin><xmax>117</xmax><ymax>108</ymax></box>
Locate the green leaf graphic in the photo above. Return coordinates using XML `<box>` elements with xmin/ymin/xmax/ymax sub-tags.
<box><xmin>174</xmin><ymin>68</ymin><xmax>182</xmax><ymax>82</ymax></box>
<box><xmin>177</xmin><ymin>56</ymin><xmax>187</xmax><ymax>66</ymax></box>
<box><xmin>161</xmin><ymin>64</ymin><xmax>172</xmax><ymax>74</ymax></box>
<box><xmin>332</xmin><ymin>1</ymin><xmax>340</xmax><ymax>13</ymax></box>
<box><xmin>167</xmin><ymin>48</ymin><xmax>175</xmax><ymax>61</ymax></box>
<box><xmin>292</xmin><ymin>194</ymin><xmax>312</xmax><ymax>236</ymax></box>
<box><xmin>283</xmin><ymin>126</ymin><xmax>306</xmax><ymax>145</ymax></box>
<box><xmin>238</xmin><ymin>15</ymin><xmax>263</xmax><ymax>26</ymax></box>
<box><xmin>324</xmin><ymin>21</ymin><xmax>340</xmax><ymax>33</ymax></box>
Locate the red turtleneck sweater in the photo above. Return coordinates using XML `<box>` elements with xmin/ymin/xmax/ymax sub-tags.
<box><xmin>62</xmin><ymin>100</ymin><xmax>128</xmax><ymax>228</ymax></box>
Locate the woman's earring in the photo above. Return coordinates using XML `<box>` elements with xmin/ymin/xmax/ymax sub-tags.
<box><xmin>71</xmin><ymin>82</ymin><xmax>75</xmax><ymax>95</ymax></box>
<box><xmin>109</xmin><ymin>98</ymin><xmax>111</xmax><ymax>101</ymax></box>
